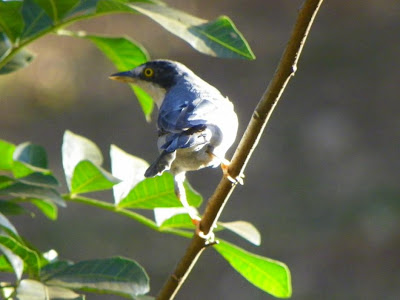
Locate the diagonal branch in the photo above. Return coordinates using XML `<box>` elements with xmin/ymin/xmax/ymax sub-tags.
<box><xmin>156</xmin><ymin>0</ymin><xmax>325</xmax><ymax>299</ymax></box>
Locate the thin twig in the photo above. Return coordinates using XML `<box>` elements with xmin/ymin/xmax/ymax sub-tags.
<box><xmin>156</xmin><ymin>0</ymin><xmax>324</xmax><ymax>299</ymax></box>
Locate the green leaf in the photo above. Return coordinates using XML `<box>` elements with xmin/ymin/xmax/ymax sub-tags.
<box><xmin>20</xmin><ymin>0</ymin><xmax>53</xmax><ymax>40</ymax></box>
<box><xmin>0</xmin><ymin>244</ymin><xmax>24</xmax><ymax>280</ymax></box>
<box><xmin>0</xmin><ymin>234</ymin><xmax>40</xmax><ymax>278</ymax></box>
<box><xmin>0</xmin><ymin>212</ymin><xmax>18</xmax><ymax>235</ymax></box>
<box><xmin>0</xmin><ymin>200</ymin><xmax>27</xmax><ymax>216</ymax></box>
<box><xmin>16</xmin><ymin>279</ymin><xmax>84</xmax><ymax>300</ymax></box>
<box><xmin>84</xmin><ymin>33</ymin><xmax>149</xmax><ymax>70</ymax></box>
<box><xmin>75</xmin><ymin>32</ymin><xmax>153</xmax><ymax>120</ymax></box>
<box><xmin>45</xmin><ymin>257</ymin><xmax>150</xmax><ymax>298</ymax></box>
<box><xmin>219</xmin><ymin>220</ymin><xmax>261</xmax><ymax>246</ymax></box>
<box><xmin>41</xmin><ymin>260</ymin><xmax>72</xmax><ymax>281</ymax></box>
<box><xmin>157</xmin><ymin>208</ymin><xmax>195</xmax><ymax>229</ymax></box>
<box><xmin>132</xmin><ymin>85</ymin><xmax>154</xmax><ymax>122</ymax></box>
<box><xmin>215</xmin><ymin>240</ymin><xmax>292</xmax><ymax>298</ymax></box>
<box><xmin>13</xmin><ymin>142</ymin><xmax>48</xmax><ymax>169</ymax></box>
<box><xmin>129</xmin><ymin>3</ymin><xmax>255</xmax><ymax>59</ymax></box>
<box><xmin>62</xmin><ymin>130</ymin><xmax>103</xmax><ymax>190</ymax></box>
<box><xmin>0</xmin><ymin>182</ymin><xmax>65</xmax><ymax>207</ymax></box>
<box><xmin>0</xmin><ymin>0</ymin><xmax>24</xmax><ymax>43</ymax></box>
<box><xmin>0</xmin><ymin>175</ymin><xmax>15</xmax><ymax>189</ymax></box>
<box><xmin>33</xmin><ymin>0</ymin><xmax>80</xmax><ymax>23</ymax></box>
<box><xmin>18</xmin><ymin>172</ymin><xmax>60</xmax><ymax>188</ymax></box>
<box><xmin>71</xmin><ymin>160</ymin><xmax>120</xmax><ymax>194</ymax></box>
<box><xmin>30</xmin><ymin>198</ymin><xmax>58</xmax><ymax>220</ymax></box>
<box><xmin>110</xmin><ymin>144</ymin><xmax>149</xmax><ymax>204</ymax></box>
<box><xmin>118</xmin><ymin>172</ymin><xmax>202</xmax><ymax>209</ymax></box>
<box><xmin>0</xmin><ymin>139</ymin><xmax>16</xmax><ymax>170</ymax></box>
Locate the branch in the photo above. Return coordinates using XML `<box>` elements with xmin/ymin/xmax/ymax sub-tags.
<box><xmin>156</xmin><ymin>0</ymin><xmax>324</xmax><ymax>299</ymax></box>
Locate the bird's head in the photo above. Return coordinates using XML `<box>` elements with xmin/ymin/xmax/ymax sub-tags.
<box><xmin>109</xmin><ymin>60</ymin><xmax>191</xmax><ymax>107</ymax></box>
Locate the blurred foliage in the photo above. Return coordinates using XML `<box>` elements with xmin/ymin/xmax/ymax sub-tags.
<box><xmin>0</xmin><ymin>0</ymin><xmax>255</xmax><ymax>120</ymax></box>
<box><xmin>0</xmin><ymin>130</ymin><xmax>291</xmax><ymax>299</ymax></box>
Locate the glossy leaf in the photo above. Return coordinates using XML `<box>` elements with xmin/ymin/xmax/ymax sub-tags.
<box><xmin>132</xmin><ymin>84</ymin><xmax>154</xmax><ymax>121</ymax></box>
<box><xmin>0</xmin><ymin>182</ymin><xmax>65</xmax><ymax>207</ymax></box>
<box><xmin>0</xmin><ymin>234</ymin><xmax>40</xmax><ymax>278</ymax></box>
<box><xmin>0</xmin><ymin>212</ymin><xmax>18</xmax><ymax>235</ymax></box>
<box><xmin>62</xmin><ymin>130</ymin><xmax>103</xmax><ymax>190</ymax></box>
<box><xmin>0</xmin><ymin>244</ymin><xmax>24</xmax><ymax>280</ymax></box>
<box><xmin>215</xmin><ymin>240</ymin><xmax>292</xmax><ymax>298</ymax></box>
<box><xmin>155</xmin><ymin>207</ymin><xmax>195</xmax><ymax>229</ymax></box>
<box><xmin>219</xmin><ymin>220</ymin><xmax>261</xmax><ymax>246</ymax></box>
<box><xmin>41</xmin><ymin>260</ymin><xmax>72</xmax><ymax>281</ymax></box>
<box><xmin>13</xmin><ymin>142</ymin><xmax>48</xmax><ymax>169</ymax></box>
<box><xmin>33</xmin><ymin>0</ymin><xmax>80</xmax><ymax>23</ymax></box>
<box><xmin>83</xmin><ymin>33</ymin><xmax>154</xmax><ymax>119</ymax></box>
<box><xmin>118</xmin><ymin>172</ymin><xmax>202</xmax><ymax>209</ymax></box>
<box><xmin>85</xmin><ymin>33</ymin><xmax>149</xmax><ymax>70</ymax></box>
<box><xmin>0</xmin><ymin>252</ymin><xmax>15</xmax><ymax>273</ymax></box>
<box><xmin>46</xmin><ymin>257</ymin><xmax>150</xmax><ymax>298</ymax></box>
<box><xmin>129</xmin><ymin>3</ymin><xmax>255</xmax><ymax>59</ymax></box>
<box><xmin>0</xmin><ymin>0</ymin><xmax>24</xmax><ymax>43</ymax></box>
<box><xmin>20</xmin><ymin>0</ymin><xmax>53</xmax><ymax>40</ymax></box>
<box><xmin>110</xmin><ymin>144</ymin><xmax>149</xmax><ymax>205</ymax></box>
<box><xmin>16</xmin><ymin>279</ymin><xmax>83</xmax><ymax>300</ymax></box>
<box><xmin>71</xmin><ymin>160</ymin><xmax>120</xmax><ymax>194</ymax></box>
<box><xmin>17</xmin><ymin>172</ymin><xmax>60</xmax><ymax>188</ymax></box>
<box><xmin>0</xmin><ymin>139</ymin><xmax>16</xmax><ymax>170</ymax></box>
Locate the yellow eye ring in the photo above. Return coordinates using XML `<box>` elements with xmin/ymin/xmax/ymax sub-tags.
<box><xmin>143</xmin><ymin>67</ymin><xmax>154</xmax><ymax>77</ymax></box>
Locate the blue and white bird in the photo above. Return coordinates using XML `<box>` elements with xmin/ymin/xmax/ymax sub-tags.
<box><xmin>110</xmin><ymin>60</ymin><xmax>239</xmax><ymax>228</ymax></box>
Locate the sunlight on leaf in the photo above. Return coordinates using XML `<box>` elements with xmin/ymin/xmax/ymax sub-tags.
<box><xmin>30</xmin><ymin>199</ymin><xmax>58</xmax><ymax>220</ymax></box>
<box><xmin>219</xmin><ymin>220</ymin><xmax>261</xmax><ymax>246</ymax></box>
<box><xmin>118</xmin><ymin>172</ymin><xmax>202</xmax><ymax>209</ymax></box>
<box><xmin>154</xmin><ymin>207</ymin><xmax>196</xmax><ymax>228</ymax></box>
<box><xmin>71</xmin><ymin>160</ymin><xmax>120</xmax><ymax>194</ymax></box>
<box><xmin>0</xmin><ymin>244</ymin><xmax>24</xmax><ymax>280</ymax></box>
<box><xmin>215</xmin><ymin>240</ymin><xmax>292</xmax><ymax>298</ymax></box>
<box><xmin>45</xmin><ymin>257</ymin><xmax>150</xmax><ymax>298</ymax></box>
<box><xmin>129</xmin><ymin>3</ymin><xmax>255</xmax><ymax>59</ymax></box>
<box><xmin>0</xmin><ymin>234</ymin><xmax>40</xmax><ymax>278</ymax></box>
<box><xmin>110</xmin><ymin>144</ymin><xmax>149</xmax><ymax>205</ymax></box>
<box><xmin>16</xmin><ymin>279</ymin><xmax>83</xmax><ymax>300</ymax></box>
<box><xmin>0</xmin><ymin>139</ymin><xmax>16</xmax><ymax>170</ymax></box>
<box><xmin>62</xmin><ymin>130</ymin><xmax>103</xmax><ymax>190</ymax></box>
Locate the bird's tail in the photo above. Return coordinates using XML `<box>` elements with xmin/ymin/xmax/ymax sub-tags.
<box><xmin>144</xmin><ymin>150</ymin><xmax>176</xmax><ymax>178</ymax></box>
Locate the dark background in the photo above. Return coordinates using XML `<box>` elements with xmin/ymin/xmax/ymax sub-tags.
<box><xmin>1</xmin><ymin>0</ymin><xmax>399</xmax><ymax>299</ymax></box>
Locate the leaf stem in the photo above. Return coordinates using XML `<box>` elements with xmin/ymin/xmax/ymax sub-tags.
<box><xmin>156</xmin><ymin>0</ymin><xmax>325</xmax><ymax>299</ymax></box>
<box><xmin>62</xmin><ymin>194</ymin><xmax>192</xmax><ymax>239</ymax></box>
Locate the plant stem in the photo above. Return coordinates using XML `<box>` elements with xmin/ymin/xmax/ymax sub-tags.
<box><xmin>156</xmin><ymin>0</ymin><xmax>325</xmax><ymax>299</ymax></box>
<box><xmin>63</xmin><ymin>194</ymin><xmax>192</xmax><ymax>239</ymax></box>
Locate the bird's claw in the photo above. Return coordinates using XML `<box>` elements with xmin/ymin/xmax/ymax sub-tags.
<box><xmin>192</xmin><ymin>218</ymin><xmax>217</xmax><ymax>245</ymax></box>
<box><xmin>221</xmin><ymin>161</ymin><xmax>244</xmax><ymax>185</ymax></box>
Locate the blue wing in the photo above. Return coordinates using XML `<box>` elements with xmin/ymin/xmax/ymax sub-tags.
<box><xmin>157</xmin><ymin>87</ymin><xmax>219</xmax><ymax>152</ymax></box>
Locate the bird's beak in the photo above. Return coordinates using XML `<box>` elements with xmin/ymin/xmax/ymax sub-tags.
<box><xmin>109</xmin><ymin>70</ymin><xmax>136</xmax><ymax>83</ymax></box>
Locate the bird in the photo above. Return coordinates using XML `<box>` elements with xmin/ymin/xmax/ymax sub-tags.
<box><xmin>109</xmin><ymin>59</ymin><xmax>239</xmax><ymax>239</ymax></box>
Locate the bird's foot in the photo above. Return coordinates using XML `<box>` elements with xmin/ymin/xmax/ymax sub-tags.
<box><xmin>221</xmin><ymin>160</ymin><xmax>244</xmax><ymax>185</ymax></box>
<box><xmin>192</xmin><ymin>218</ymin><xmax>217</xmax><ymax>245</ymax></box>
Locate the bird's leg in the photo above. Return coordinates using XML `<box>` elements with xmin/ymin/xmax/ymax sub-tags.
<box><xmin>220</xmin><ymin>158</ymin><xmax>244</xmax><ymax>185</ymax></box>
<box><xmin>207</xmin><ymin>150</ymin><xmax>244</xmax><ymax>185</ymax></box>
<box><xmin>173</xmin><ymin>173</ymin><xmax>215</xmax><ymax>243</ymax></box>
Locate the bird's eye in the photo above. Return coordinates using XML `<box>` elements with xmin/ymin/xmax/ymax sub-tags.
<box><xmin>143</xmin><ymin>67</ymin><xmax>154</xmax><ymax>78</ymax></box>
